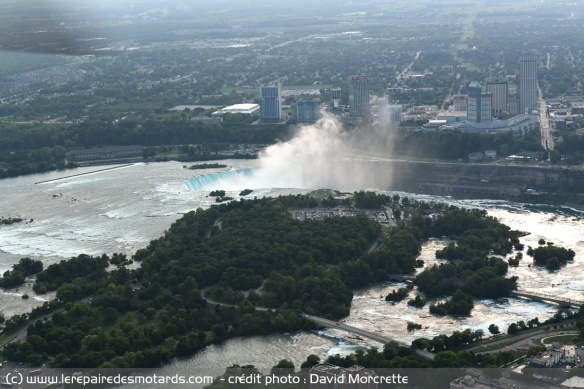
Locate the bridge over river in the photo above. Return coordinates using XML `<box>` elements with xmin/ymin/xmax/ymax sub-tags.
<box><xmin>302</xmin><ymin>314</ymin><xmax>434</xmax><ymax>360</ymax></box>
<box><xmin>385</xmin><ymin>275</ymin><xmax>583</xmax><ymax>308</ymax></box>
<box><xmin>509</xmin><ymin>291</ymin><xmax>584</xmax><ymax>308</ymax></box>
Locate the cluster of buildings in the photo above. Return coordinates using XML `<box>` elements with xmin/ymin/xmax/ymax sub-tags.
<box><xmin>450</xmin><ymin>52</ymin><xmax>538</xmax><ymax>124</ymax></box>
<box><xmin>251</xmin><ymin>78</ymin><xmax>400</xmax><ymax>127</ymax></box>
<box><xmin>449</xmin><ymin>341</ymin><xmax>583</xmax><ymax>389</ymax></box>
<box><xmin>210</xmin><ymin>77</ymin><xmax>401</xmax><ymax>127</ymax></box>
<box><xmin>548</xmin><ymin>102</ymin><xmax>584</xmax><ymax>130</ymax></box>
<box><xmin>209</xmin><ymin>53</ymin><xmax>543</xmax><ymax>135</ymax></box>
<box><xmin>527</xmin><ymin>343</ymin><xmax>579</xmax><ymax>368</ymax></box>
<box><xmin>423</xmin><ymin>53</ymin><xmax>541</xmax><ymax>135</ymax></box>
<box><xmin>334</xmin><ymin>75</ymin><xmax>402</xmax><ymax>127</ymax></box>
<box><xmin>211</xmin><ymin>83</ymin><xmax>323</xmax><ymax>124</ymax></box>
<box><xmin>292</xmin><ymin>208</ymin><xmax>391</xmax><ymax>224</ymax></box>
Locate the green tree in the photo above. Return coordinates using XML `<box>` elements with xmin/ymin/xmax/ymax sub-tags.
<box><xmin>507</xmin><ymin>323</ymin><xmax>519</xmax><ymax>335</ymax></box>
<box><xmin>488</xmin><ymin>324</ymin><xmax>500</xmax><ymax>335</ymax></box>
<box><xmin>301</xmin><ymin>354</ymin><xmax>321</xmax><ymax>369</ymax></box>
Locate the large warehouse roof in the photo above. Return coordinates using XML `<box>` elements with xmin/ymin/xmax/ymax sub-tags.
<box><xmin>213</xmin><ymin>104</ymin><xmax>260</xmax><ymax>116</ymax></box>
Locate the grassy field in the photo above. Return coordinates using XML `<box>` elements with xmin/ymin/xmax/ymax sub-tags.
<box><xmin>542</xmin><ymin>334</ymin><xmax>580</xmax><ymax>345</ymax></box>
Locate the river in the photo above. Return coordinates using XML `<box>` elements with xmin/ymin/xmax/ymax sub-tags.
<box><xmin>0</xmin><ymin>160</ymin><xmax>582</xmax><ymax>380</ymax></box>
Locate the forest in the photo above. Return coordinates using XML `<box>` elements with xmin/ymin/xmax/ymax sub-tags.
<box><xmin>0</xmin><ymin>194</ymin><xmax>531</xmax><ymax>369</ymax></box>
<box><xmin>1</xmin><ymin>196</ymin><xmax>380</xmax><ymax>367</ymax></box>
<box><xmin>411</xmin><ymin>207</ymin><xmax>521</xmax><ymax>303</ymax></box>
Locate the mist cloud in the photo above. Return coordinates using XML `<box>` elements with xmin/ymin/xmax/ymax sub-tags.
<box><xmin>193</xmin><ymin>113</ymin><xmax>397</xmax><ymax>192</ymax></box>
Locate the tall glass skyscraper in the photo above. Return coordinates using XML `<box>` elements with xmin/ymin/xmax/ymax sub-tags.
<box><xmin>348</xmin><ymin>76</ymin><xmax>370</xmax><ymax>121</ymax></box>
<box><xmin>467</xmin><ymin>82</ymin><xmax>493</xmax><ymax>123</ymax></box>
<box><xmin>519</xmin><ymin>53</ymin><xmax>538</xmax><ymax>114</ymax></box>
<box><xmin>260</xmin><ymin>84</ymin><xmax>282</xmax><ymax>123</ymax></box>
<box><xmin>293</xmin><ymin>99</ymin><xmax>321</xmax><ymax>123</ymax></box>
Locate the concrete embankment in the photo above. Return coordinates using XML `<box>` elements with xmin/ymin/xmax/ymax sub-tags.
<box><xmin>34</xmin><ymin>163</ymin><xmax>134</xmax><ymax>184</ymax></box>
<box><xmin>338</xmin><ymin>159</ymin><xmax>584</xmax><ymax>199</ymax></box>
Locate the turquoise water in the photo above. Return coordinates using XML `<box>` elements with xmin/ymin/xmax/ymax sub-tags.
<box><xmin>183</xmin><ymin>168</ymin><xmax>257</xmax><ymax>191</ymax></box>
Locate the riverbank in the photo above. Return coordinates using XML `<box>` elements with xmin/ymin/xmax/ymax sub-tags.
<box><xmin>340</xmin><ymin>158</ymin><xmax>584</xmax><ymax>210</ymax></box>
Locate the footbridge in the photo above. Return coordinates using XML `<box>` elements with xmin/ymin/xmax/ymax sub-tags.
<box><xmin>302</xmin><ymin>313</ymin><xmax>434</xmax><ymax>360</ymax></box>
<box><xmin>387</xmin><ymin>274</ymin><xmax>416</xmax><ymax>282</ymax></box>
<box><xmin>509</xmin><ymin>291</ymin><xmax>584</xmax><ymax>308</ymax></box>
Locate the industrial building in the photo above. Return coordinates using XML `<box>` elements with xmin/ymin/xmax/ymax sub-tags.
<box><xmin>212</xmin><ymin>103</ymin><xmax>260</xmax><ymax>116</ymax></box>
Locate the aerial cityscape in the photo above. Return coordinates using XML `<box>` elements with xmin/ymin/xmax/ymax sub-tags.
<box><xmin>1</xmin><ymin>0</ymin><xmax>584</xmax><ymax>388</ymax></box>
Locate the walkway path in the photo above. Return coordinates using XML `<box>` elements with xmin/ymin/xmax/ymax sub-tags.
<box><xmin>302</xmin><ymin>313</ymin><xmax>434</xmax><ymax>360</ymax></box>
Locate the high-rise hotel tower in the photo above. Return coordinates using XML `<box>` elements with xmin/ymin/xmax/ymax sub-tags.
<box><xmin>519</xmin><ymin>52</ymin><xmax>538</xmax><ymax>114</ymax></box>
<box><xmin>260</xmin><ymin>83</ymin><xmax>282</xmax><ymax>123</ymax></box>
<box><xmin>348</xmin><ymin>75</ymin><xmax>370</xmax><ymax>121</ymax></box>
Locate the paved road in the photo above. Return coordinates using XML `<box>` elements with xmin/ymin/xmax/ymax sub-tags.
<box><xmin>267</xmin><ymin>34</ymin><xmax>318</xmax><ymax>52</ymax></box>
<box><xmin>0</xmin><ymin>297</ymin><xmax>90</xmax><ymax>349</ymax></box>
<box><xmin>465</xmin><ymin>329</ymin><xmax>579</xmax><ymax>354</ymax></box>
<box><xmin>200</xmin><ymin>285</ymin><xmax>268</xmax><ymax>311</ymax></box>
<box><xmin>397</xmin><ymin>51</ymin><xmax>422</xmax><ymax>82</ymax></box>
<box><xmin>538</xmin><ymin>83</ymin><xmax>554</xmax><ymax>150</ymax></box>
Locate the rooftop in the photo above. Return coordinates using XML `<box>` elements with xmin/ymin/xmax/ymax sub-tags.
<box><xmin>212</xmin><ymin>104</ymin><xmax>260</xmax><ymax>116</ymax></box>
<box><xmin>561</xmin><ymin>376</ymin><xmax>584</xmax><ymax>388</ymax></box>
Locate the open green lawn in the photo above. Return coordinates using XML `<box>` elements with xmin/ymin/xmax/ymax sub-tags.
<box><xmin>542</xmin><ymin>334</ymin><xmax>580</xmax><ymax>345</ymax></box>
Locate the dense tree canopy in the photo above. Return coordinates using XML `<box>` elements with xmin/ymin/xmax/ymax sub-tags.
<box><xmin>413</xmin><ymin>208</ymin><xmax>520</xmax><ymax>301</ymax></box>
